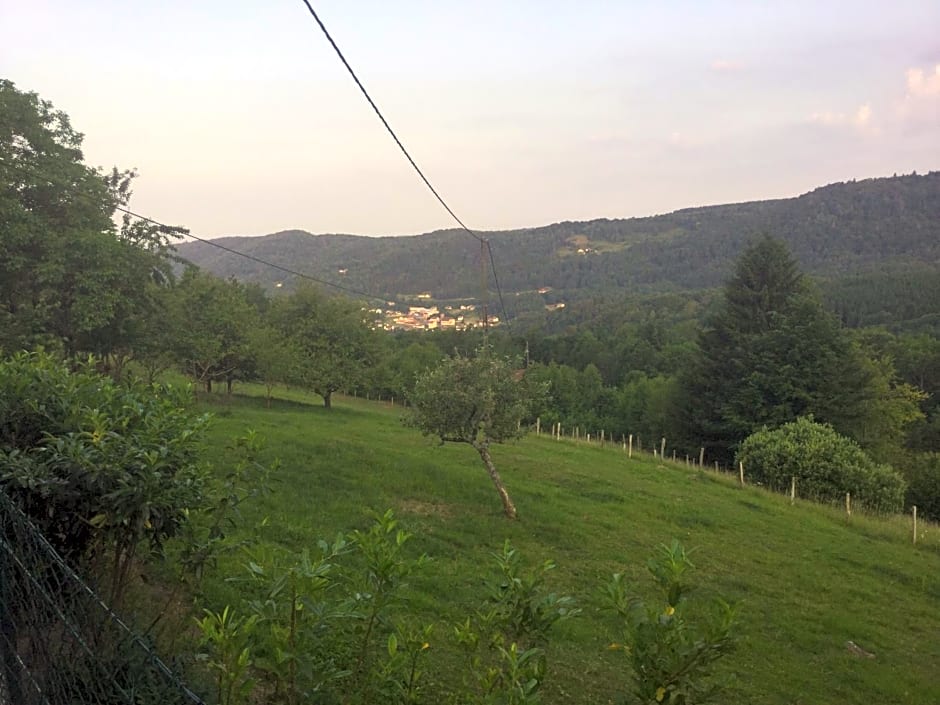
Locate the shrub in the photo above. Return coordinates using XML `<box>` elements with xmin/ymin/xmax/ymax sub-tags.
<box><xmin>602</xmin><ymin>540</ymin><xmax>736</xmax><ymax>704</ymax></box>
<box><xmin>735</xmin><ymin>417</ymin><xmax>906</xmax><ymax>513</ymax></box>
<box><xmin>0</xmin><ymin>351</ymin><xmax>209</xmax><ymax>598</ymax></box>
<box><xmin>902</xmin><ymin>453</ymin><xmax>940</xmax><ymax>521</ymax></box>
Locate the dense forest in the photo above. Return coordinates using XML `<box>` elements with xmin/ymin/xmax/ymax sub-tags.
<box><xmin>177</xmin><ymin>172</ymin><xmax>940</xmax><ymax>306</ymax></box>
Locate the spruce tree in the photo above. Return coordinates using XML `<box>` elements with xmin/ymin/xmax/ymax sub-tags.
<box><xmin>681</xmin><ymin>236</ymin><xmax>877</xmax><ymax>462</ymax></box>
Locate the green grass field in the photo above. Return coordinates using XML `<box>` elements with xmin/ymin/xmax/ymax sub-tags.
<box><xmin>188</xmin><ymin>384</ymin><xmax>940</xmax><ymax>704</ymax></box>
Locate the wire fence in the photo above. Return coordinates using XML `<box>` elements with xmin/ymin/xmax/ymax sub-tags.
<box><xmin>0</xmin><ymin>490</ymin><xmax>206</xmax><ymax>705</ymax></box>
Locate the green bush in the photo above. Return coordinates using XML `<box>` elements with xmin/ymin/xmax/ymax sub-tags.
<box><xmin>602</xmin><ymin>540</ymin><xmax>736</xmax><ymax>705</ymax></box>
<box><xmin>902</xmin><ymin>453</ymin><xmax>940</xmax><ymax>521</ymax></box>
<box><xmin>736</xmin><ymin>417</ymin><xmax>906</xmax><ymax>513</ymax></box>
<box><xmin>0</xmin><ymin>351</ymin><xmax>209</xmax><ymax>597</ymax></box>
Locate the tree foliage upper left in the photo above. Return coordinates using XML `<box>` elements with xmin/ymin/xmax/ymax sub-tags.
<box><xmin>0</xmin><ymin>79</ymin><xmax>184</xmax><ymax>358</ymax></box>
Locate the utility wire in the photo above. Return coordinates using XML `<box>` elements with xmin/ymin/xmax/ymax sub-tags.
<box><xmin>297</xmin><ymin>1</ymin><xmax>513</xmax><ymax>333</ymax></box>
<box><xmin>299</xmin><ymin>0</ymin><xmax>481</xmax><ymax>244</ymax></box>
<box><xmin>7</xmin><ymin>160</ymin><xmax>506</xmax><ymax>324</ymax></box>
<box><xmin>112</xmin><ymin>205</ymin><xmax>391</xmax><ymax>304</ymax></box>
<box><xmin>486</xmin><ymin>240</ymin><xmax>511</xmax><ymax>331</ymax></box>
<box><xmin>3</xmin><ymin>157</ymin><xmax>395</xmax><ymax>304</ymax></box>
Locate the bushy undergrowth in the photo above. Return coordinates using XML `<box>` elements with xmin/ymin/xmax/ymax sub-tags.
<box><xmin>736</xmin><ymin>416</ymin><xmax>906</xmax><ymax>513</ymax></box>
<box><xmin>902</xmin><ymin>452</ymin><xmax>940</xmax><ymax>521</ymax></box>
<box><xmin>602</xmin><ymin>541</ymin><xmax>736</xmax><ymax>704</ymax></box>
<box><xmin>0</xmin><ymin>351</ymin><xmax>209</xmax><ymax>599</ymax></box>
<box><xmin>193</xmin><ymin>507</ymin><xmax>734</xmax><ymax>705</ymax></box>
<box><xmin>194</xmin><ymin>512</ymin><xmax>585</xmax><ymax>705</ymax></box>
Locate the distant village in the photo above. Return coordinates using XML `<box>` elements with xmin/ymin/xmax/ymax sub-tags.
<box><xmin>368</xmin><ymin>289</ymin><xmax>565</xmax><ymax>331</ymax></box>
<box><xmin>372</xmin><ymin>296</ymin><xmax>496</xmax><ymax>331</ymax></box>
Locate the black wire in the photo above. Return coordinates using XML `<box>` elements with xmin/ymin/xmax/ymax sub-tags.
<box><xmin>299</xmin><ymin>0</ymin><xmax>482</xmax><ymax>244</ymax></box>
<box><xmin>112</xmin><ymin>206</ymin><xmax>391</xmax><ymax>304</ymax></box>
<box><xmin>297</xmin><ymin>1</ymin><xmax>514</xmax><ymax>329</ymax></box>
<box><xmin>486</xmin><ymin>240</ymin><xmax>513</xmax><ymax>335</ymax></box>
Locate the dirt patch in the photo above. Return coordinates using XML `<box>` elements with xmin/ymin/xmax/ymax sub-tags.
<box><xmin>399</xmin><ymin>499</ymin><xmax>455</xmax><ymax>518</ymax></box>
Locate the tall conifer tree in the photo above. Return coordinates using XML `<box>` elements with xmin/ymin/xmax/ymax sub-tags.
<box><xmin>681</xmin><ymin>236</ymin><xmax>880</xmax><ymax>461</ymax></box>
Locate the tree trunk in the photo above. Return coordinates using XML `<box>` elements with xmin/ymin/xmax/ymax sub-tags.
<box><xmin>226</xmin><ymin>377</ymin><xmax>233</xmax><ymax>395</ymax></box>
<box><xmin>205</xmin><ymin>378</ymin><xmax>212</xmax><ymax>394</ymax></box>
<box><xmin>323</xmin><ymin>390</ymin><xmax>332</xmax><ymax>409</ymax></box>
<box><xmin>474</xmin><ymin>442</ymin><xmax>517</xmax><ymax>519</ymax></box>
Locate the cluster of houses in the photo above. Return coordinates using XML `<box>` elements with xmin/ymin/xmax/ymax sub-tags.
<box><xmin>365</xmin><ymin>287</ymin><xmax>564</xmax><ymax>331</ymax></box>
<box><xmin>374</xmin><ymin>301</ymin><xmax>498</xmax><ymax>331</ymax></box>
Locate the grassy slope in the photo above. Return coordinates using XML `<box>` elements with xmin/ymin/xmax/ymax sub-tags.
<box><xmin>194</xmin><ymin>387</ymin><xmax>940</xmax><ymax>705</ymax></box>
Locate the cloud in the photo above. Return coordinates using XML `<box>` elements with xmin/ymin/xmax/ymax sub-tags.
<box><xmin>897</xmin><ymin>64</ymin><xmax>940</xmax><ymax>128</ymax></box>
<box><xmin>854</xmin><ymin>103</ymin><xmax>872</xmax><ymax>127</ymax></box>
<box><xmin>666</xmin><ymin>131</ymin><xmax>716</xmax><ymax>150</ymax></box>
<box><xmin>809</xmin><ymin>103</ymin><xmax>874</xmax><ymax>133</ymax></box>
<box><xmin>906</xmin><ymin>64</ymin><xmax>940</xmax><ymax>97</ymax></box>
<box><xmin>807</xmin><ymin>64</ymin><xmax>940</xmax><ymax>137</ymax></box>
<box><xmin>710</xmin><ymin>58</ymin><xmax>742</xmax><ymax>73</ymax></box>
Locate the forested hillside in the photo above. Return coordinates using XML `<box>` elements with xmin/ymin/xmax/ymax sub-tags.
<box><xmin>178</xmin><ymin>172</ymin><xmax>940</xmax><ymax>301</ymax></box>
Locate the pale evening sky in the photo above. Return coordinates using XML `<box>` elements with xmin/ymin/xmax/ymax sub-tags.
<box><xmin>3</xmin><ymin>1</ymin><xmax>939</xmax><ymax>238</ymax></box>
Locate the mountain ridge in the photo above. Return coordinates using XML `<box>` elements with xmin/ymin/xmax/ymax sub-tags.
<box><xmin>176</xmin><ymin>172</ymin><xmax>940</xmax><ymax>302</ymax></box>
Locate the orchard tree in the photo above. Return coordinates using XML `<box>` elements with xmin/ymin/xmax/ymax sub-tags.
<box><xmin>407</xmin><ymin>348</ymin><xmax>544</xmax><ymax>519</ymax></box>
<box><xmin>248</xmin><ymin>324</ymin><xmax>304</xmax><ymax>406</ymax></box>
<box><xmin>271</xmin><ymin>284</ymin><xmax>376</xmax><ymax>409</ymax></box>
<box><xmin>168</xmin><ymin>269</ymin><xmax>256</xmax><ymax>393</ymax></box>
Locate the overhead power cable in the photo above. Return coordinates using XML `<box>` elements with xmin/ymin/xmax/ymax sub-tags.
<box><xmin>112</xmin><ymin>205</ymin><xmax>391</xmax><ymax>304</ymax></box>
<box><xmin>297</xmin><ymin>1</ymin><xmax>513</xmax><ymax>333</ymax></box>
<box><xmin>6</xmin><ymin>160</ymin><xmax>506</xmax><ymax>323</ymax></box>
<box><xmin>299</xmin><ymin>0</ymin><xmax>481</xmax><ymax>244</ymax></box>
<box><xmin>486</xmin><ymin>241</ymin><xmax>511</xmax><ymax>329</ymax></box>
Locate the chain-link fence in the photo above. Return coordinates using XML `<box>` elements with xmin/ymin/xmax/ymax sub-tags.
<box><xmin>0</xmin><ymin>491</ymin><xmax>206</xmax><ymax>705</ymax></box>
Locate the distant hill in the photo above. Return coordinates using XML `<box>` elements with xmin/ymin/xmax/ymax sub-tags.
<box><xmin>176</xmin><ymin>172</ymin><xmax>940</xmax><ymax>304</ymax></box>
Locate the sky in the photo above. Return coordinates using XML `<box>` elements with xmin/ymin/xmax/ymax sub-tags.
<box><xmin>3</xmin><ymin>0</ymin><xmax>939</xmax><ymax>238</ymax></box>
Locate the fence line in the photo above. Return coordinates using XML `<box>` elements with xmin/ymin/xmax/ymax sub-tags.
<box><xmin>531</xmin><ymin>424</ymin><xmax>926</xmax><ymax>535</ymax></box>
<box><xmin>0</xmin><ymin>491</ymin><xmax>205</xmax><ymax>705</ymax></box>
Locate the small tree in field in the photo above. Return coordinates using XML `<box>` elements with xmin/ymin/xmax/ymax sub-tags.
<box><xmin>407</xmin><ymin>349</ymin><xmax>542</xmax><ymax>519</ymax></box>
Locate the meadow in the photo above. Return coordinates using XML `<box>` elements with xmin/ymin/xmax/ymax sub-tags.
<box><xmin>188</xmin><ymin>385</ymin><xmax>940</xmax><ymax>704</ymax></box>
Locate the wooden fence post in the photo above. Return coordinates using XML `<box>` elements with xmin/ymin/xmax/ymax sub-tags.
<box><xmin>738</xmin><ymin>461</ymin><xmax>745</xmax><ymax>485</ymax></box>
<box><xmin>713</xmin><ymin>461</ymin><xmax>719</xmax><ymax>472</ymax></box>
<box><xmin>790</xmin><ymin>476</ymin><xmax>796</xmax><ymax>505</ymax></box>
<box><xmin>600</xmin><ymin>429</ymin><xmax>605</xmax><ymax>446</ymax></box>
<box><xmin>845</xmin><ymin>493</ymin><xmax>852</xmax><ymax>516</ymax></box>
<box><xmin>913</xmin><ymin>505</ymin><xmax>918</xmax><ymax>545</ymax></box>
<box><xmin>699</xmin><ymin>447</ymin><xmax>705</xmax><ymax>467</ymax></box>
<box><xmin>536</xmin><ymin>417</ymin><xmax>541</xmax><ymax>435</ymax></box>
<box><xmin>628</xmin><ymin>434</ymin><xmax>633</xmax><ymax>458</ymax></box>
<box><xmin>672</xmin><ymin>450</ymin><xmax>677</xmax><ymax>462</ymax></box>
<box><xmin>660</xmin><ymin>437</ymin><xmax>666</xmax><ymax>459</ymax></box>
